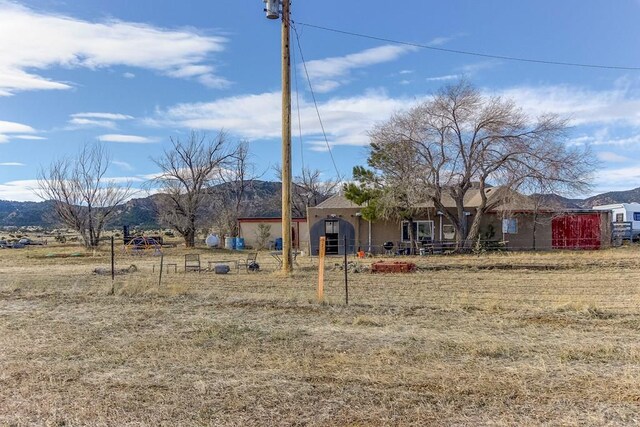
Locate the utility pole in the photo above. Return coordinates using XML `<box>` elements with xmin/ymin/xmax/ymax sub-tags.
<box><xmin>265</xmin><ymin>0</ymin><xmax>292</xmax><ymax>273</ymax></box>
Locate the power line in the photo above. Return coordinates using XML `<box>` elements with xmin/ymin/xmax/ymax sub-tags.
<box><xmin>291</xmin><ymin>22</ymin><xmax>343</xmax><ymax>181</ymax></box>
<box><xmin>294</xmin><ymin>21</ymin><xmax>640</xmax><ymax>71</ymax></box>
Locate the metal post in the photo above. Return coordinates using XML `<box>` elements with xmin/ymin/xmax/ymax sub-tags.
<box><xmin>111</xmin><ymin>236</ymin><xmax>115</xmax><ymax>281</ymax></box>
<box><xmin>318</xmin><ymin>236</ymin><xmax>325</xmax><ymax>302</ymax></box>
<box><xmin>158</xmin><ymin>254</ymin><xmax>164</xmax><ymax>288</ymax></box>
<box><xmin>344</xmin><ymin>234</ymin><xmax>349</xmax><ymax>305</ymax></box>
<box><xmin>281</xmin><ymin>0</ymin><xmax>292</xmax><ymax>273</ymax></box>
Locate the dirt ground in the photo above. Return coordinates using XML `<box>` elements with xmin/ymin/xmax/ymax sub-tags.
<box><xmin>1</xmin><ymin>244</ymin><xmax>640</xmax><ymax>426</ymax></box>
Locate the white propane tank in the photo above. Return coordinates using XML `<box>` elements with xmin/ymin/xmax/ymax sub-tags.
<box><xmin>205</xmin><ymin>234</ymin><xmax>220</xmax><ymax>248</ymax></box>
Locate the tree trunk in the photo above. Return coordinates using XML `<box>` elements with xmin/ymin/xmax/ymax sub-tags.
<box><xmin>407</xmin><ymin>218</ymin><xmax>415</xmax><ymax>255</ymax></box>
<box><xmin>455</xmin><ymin>203</ymin><xmax>465</xmax><ymax>250</ymax></box>
<box><xmin>532</xmin><ymin>211</ymin><xmax>538</xmax><ymax>250</ymax></box>
<box><xmin>466</xmin><ymin>213</ymin><xmax>483</xmax><ymax>248</ymax></box>
<box><xmin>184</xmin><ymin>228</ymin><xmax>195</xmax><ymax>247</ymax></box>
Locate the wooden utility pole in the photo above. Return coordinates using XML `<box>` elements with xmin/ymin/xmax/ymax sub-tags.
<box><xmin>281</xmin><ymin>0</ymin><xmax>293</xmax><ymax>273</ymax></box>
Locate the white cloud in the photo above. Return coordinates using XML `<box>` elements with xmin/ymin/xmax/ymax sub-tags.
<box><xmin>303</xmin><ymin>44</ymin><xmax>417</xmax><ymax>93</ymax></box>
<box><xmin>426</xmin><ymin>74</ymin><xmax>460</xmax><ymax>82</ymax></box>
<box><xmin>123</xmin><ymin>72</ymin><xmax>136</xmax><ymax>79</ymax></box>
<box><xmin>154</xmin><ymin>90</ymin><xmax>413</xmax><ymax>148</ymax></box>
<box><xmin>99</xmin><ymin>134</ymin><xmax>158</xmax><ymax>143</ymax></box>
<box><xmin>0</xmin><ymin>162</ymin><xmax>25</xmax><ymax>166</ymax></box>
<box><xmin>0</xmin><ymin>121</ymin><xmax>35</xmax><ymax>134</ymax></box>
<box><xmin>151</xmin><ymin>80</ymin><xmax>640</xmax><ymax>157</ymax></box>
<box><xmin>459</xmin><ymin>61</ymin><xmax>501</xmax><ymax>75</ymax></box>
<box><xmin>13</xmin><ymin>135</ymin><xmax>46</xmax><ymax>140</ymax></box>
<box><xmin>0</xmin><ymin>2</ymin><xmax>229</xmax><ymax>96</ymax></box>
<box><xmin>594</xmin><ymin>166</ymin><xmax>640</xmax><ymax>192</ymax></box>
<box><xmin>68</xmin><ymin>118</ymin><xmax>117</xmax><ymax>129</ymax></box>
<box><xmin>597</xmin><ymin>151</ymin><xmax>631</xmax><ymax>163</ymax></box>
<box><xmin>71</xmin><ymin>112</ymin><xmax>134</xmax><ymax>120</ymax></box>
<box><xmin>0</xmin><ymin>120</ymin><xmax>37</xmax><ymax>143</ymax></box>
<box><xmin>496</xmin><ymin>85</ymin><xmax>640</xmax><ymax>127</ymax></box>
<box><xmin>67</xmin><ymin>112</ymin><xmax>133</xmax><ymax>129</ymax></box>
<box><xmin>112</xmin><ymin>160</ymin><xmax>133</xmax><ymax>171</ymax></box>
<box><xmin>0</xmin><ymin>179</ymin><xmax>40</xmax><ymax>201</ymax></box>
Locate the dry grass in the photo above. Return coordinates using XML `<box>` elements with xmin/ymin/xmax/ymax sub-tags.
<box><xmin>1</xmin><ymin>244</ymin><xmax>640</xmax><ymax>425</ymax></box>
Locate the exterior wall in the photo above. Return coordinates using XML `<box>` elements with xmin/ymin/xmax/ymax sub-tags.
<box><xmin>308</xmin><ymin>205</ymin><xmax>611</xmax><ymax>253</ymax></box>
<box><xmin>307</xmin><ymin>206</ymin><xmax>467</xmax><ymax>254</ymax></box>
<box><xmin>479</xmin><ymin>212</ymin><xmax>554</xmax><ymax>250</ymax></box>
<box><xmin>307</xmin><ymin>207</ymin><xmax>360</xmax><ymax>255</ymax></box>
<box><xmin>238</xmin><ymin>219</ymin><xmax>309</xmax><ymax>251</ymax></box>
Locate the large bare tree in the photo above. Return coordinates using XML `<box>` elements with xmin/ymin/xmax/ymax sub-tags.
<box><xmin>209</xmin><ymin>141</ymin><xmax>261</xmax><ymax>236</ymax></box>
<box><xmin>151</xmin><ymin>131</ymin><xmax>237</xmax><ymax>247</ymax></box>
<box><xmin>274</xmin><ymin>166</ymin><xmax>340</xmax><ymax>217</ymax></box>
<box><xmin>36</xmin><ymin>143</ymin><xmax>134</xmax><ymax>248</ymax></box>
<box><xmin>362</xmin><ymin>80</ymin><xmax>594</xmax><ymax>248</ymax></box>
<box><xmin>292</xmin><ymin>167</ymin><xmax>340</xmax><ymax>217</ymax></box>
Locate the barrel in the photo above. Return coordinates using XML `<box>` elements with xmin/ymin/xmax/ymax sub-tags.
<box><xmin>235</xmin><ymin>237</ymin><xmax>245</xmax><ymax>250</ymax></box>
<box><xmin>224</xmin><ymin>236</ymin><xmax>235</xmax><ymax>250</ymax></box>
<box><xmin>274</xmin><ymin>237</ymin><xmax>283</xmax><ymax>250</ymax></box>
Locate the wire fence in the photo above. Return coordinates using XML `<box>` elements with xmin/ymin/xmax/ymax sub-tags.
<box><xmin>2</xmin><ymin>240</ymin><xmax>640</xmax><ymax>314</ymax></box>
<box><xmin>301</xmin><ymin>237</ymin><xmax>615</xmax><ymax>257</ymax></box>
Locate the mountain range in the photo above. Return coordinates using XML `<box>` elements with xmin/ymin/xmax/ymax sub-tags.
<box><xmin>0</xmin><ymin>180</ymin><xmax>283</xmax><ymax>229</ymax></box>
<box><xmin>2</xmin><ymin>184</ymin><xmax>640</xmax><ymax>229</ymax></box>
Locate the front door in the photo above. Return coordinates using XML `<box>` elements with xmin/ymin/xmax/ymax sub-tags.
<box><xmin>325</xmin><ymin>220</ymin><xmax>339</xmax><ymax>254</ymax></box>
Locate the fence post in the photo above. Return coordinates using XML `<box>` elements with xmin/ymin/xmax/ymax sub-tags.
<box><xmin>111</xmin><ymin>236</ymin><xmax>115</xmax><ymax>281</ymax></box>
<box><xmin>344</xmin><ymin>234</ymin><xmax>348</xmax><ymax>305</ymax></box>
<box><xmin>318</xmin><ymin>236</ymin><xmax>325</xmax><ymax>302</ymax></box>
<box><xmin>158</xmin><ymin>254</ymin><xmax>164</xmax><ymax>288</ymax></box>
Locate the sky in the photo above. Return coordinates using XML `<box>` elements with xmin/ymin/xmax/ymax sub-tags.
<box><xmin>1</xmin><ymin>0</ymin><xmax>640</xmax><ymax>201</ymax></box>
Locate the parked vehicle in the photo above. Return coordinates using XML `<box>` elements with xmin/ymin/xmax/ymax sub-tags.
<box><xmin>593</xmin><ymin>203</ymin><xmax>640</xmax><ymax>241</ymax></box>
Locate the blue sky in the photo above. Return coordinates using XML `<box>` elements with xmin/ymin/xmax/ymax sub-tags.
<box><xmin>1</xmin><ymin>0</ymin><xmax>640</xmax><ymax>201</ymax></box>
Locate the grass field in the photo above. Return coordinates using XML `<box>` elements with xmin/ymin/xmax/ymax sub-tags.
<box><xmin>1</xmin><ymin>243</ymin><xmax>640</xmax><ymax>425</ymax></box>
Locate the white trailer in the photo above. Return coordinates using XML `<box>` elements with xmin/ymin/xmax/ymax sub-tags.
<box><xmin>593</xmin><ymin>203</ymin><xmax>640</xmax><ymax>240</ymax></box>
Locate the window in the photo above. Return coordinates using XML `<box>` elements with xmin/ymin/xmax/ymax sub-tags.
<box><xmin>325</xmin><ymin>220</ymin><xmax>339</xmax><ymax>234</ymax></box>
<box><xmin>502</xmin><ymin>218</ymin><xmax>518</xmax><ymax>234</ymax></box>
<box><xmin>634</xmin><ymin>212</ymin><xmax>640</xmax><ymax>222</ymax></box>
<box><xmin>401</xmin><ymin>220</ymin><xmax>434</xmax><ymax>242</ymax></box>
<box><xmin>616</xmin><ymin>213</ymin><xmax>624</xmax><ymax>222</ymax></box>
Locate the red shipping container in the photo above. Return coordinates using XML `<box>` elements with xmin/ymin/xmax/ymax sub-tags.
<box><xmin>552</xmin><ymin>214</ymin><xmax>601</xmax><ymax>250</ymax></box>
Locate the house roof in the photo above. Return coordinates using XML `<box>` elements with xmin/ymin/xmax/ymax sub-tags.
<box><xmin>314</xmin><ymin>193</ymin><xmax>363</xmax><ymax>209</ymax></box>
<box><xmin>311</xmin><ymin>188</ymin><xmax>609</xmax><ymax>215</ymax></box>
<box><xmin>314</xmin><ymin>188</ymin><xmax>506</xmax><ymax>210</ymax></box>
<box><xmin>238</xmin><ymin>217</ymin><xmax>307</xmax><ymax>223</ymax></box>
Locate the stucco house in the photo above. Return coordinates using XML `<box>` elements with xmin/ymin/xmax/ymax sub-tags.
<box><xmin>238</xmin><ymin>217</ymin><xmax>309</xmax><ymax>251</ymax></box>
<box><xmin>306</xmin><ymin>189</ymin><xmax>612</xmax><ymax>255</ymax></box>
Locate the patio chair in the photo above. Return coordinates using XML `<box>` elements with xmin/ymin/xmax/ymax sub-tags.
<box><xmin>238</xmin><ymin>252</ymin><xmax>259</xmax><ymax>272</ymax></box>
<box><xmin>184</xmin><ymin>253</ymin><xmax>201</xmax><ymax>272</ymax></box>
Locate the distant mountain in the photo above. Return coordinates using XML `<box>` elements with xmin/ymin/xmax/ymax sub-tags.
<box><xmin>0</xmin><ymin>180</ymin><xmax>283</xmax><ymax>229</ymax></box>
<box><xmin>582</xmin><ymin>188</ymin><xmax>640</xmax><ymax>207</ymax></box>
<box><xmin>536</xmin><ymin>187</ymin><xmax>640</xmax><ymax>210</ymax></box>
<box><xmin>0</xmin><ymin>200</ymin><xmax>60</xmax><ymax>228</ymax></box>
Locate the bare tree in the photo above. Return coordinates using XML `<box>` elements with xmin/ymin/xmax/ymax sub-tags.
<box><xmin>36</xmin><ymin>143</ymin><xmax>134</xmax><ymax>248</ymax></box>
<box><xmin>364</xmin><ymin>80</ymin><xmax>594</xmax><ymax>248</ymax></box>
<box><xmin>209</xmin><ymin>141</ymin><xmax>261</xmax><ymax>236</ymax></box>
<box><xmin>151</xmin><ymin>131</ymin><xmax>237</xmax><ymax>247</ymax></box>
<box><xmin>274</xmin><ymin>166</ymin><xmax>340</xmax><ymax>217</ymax></box>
